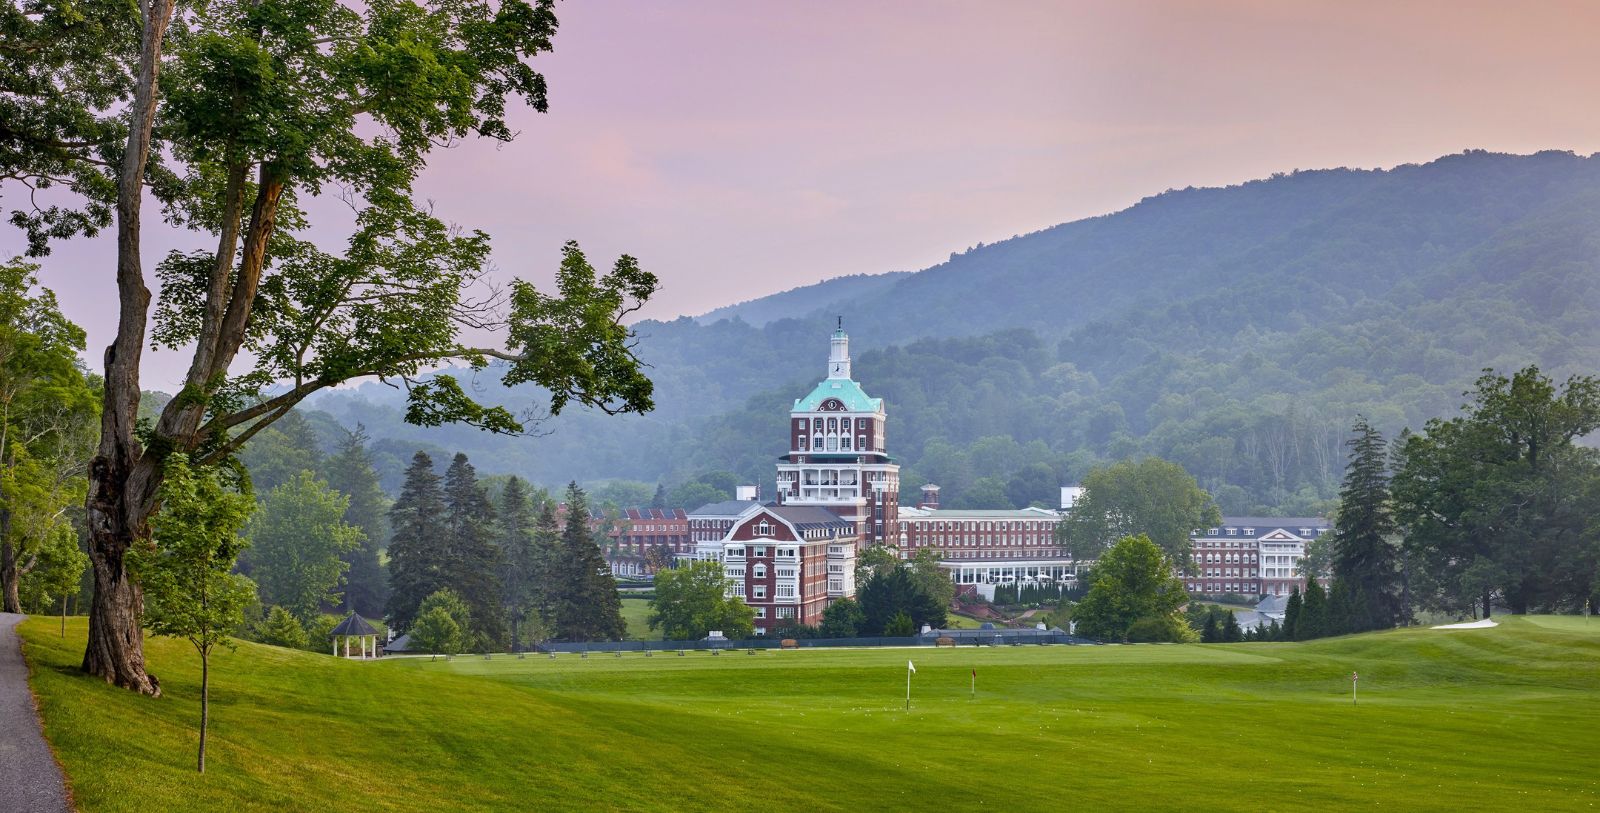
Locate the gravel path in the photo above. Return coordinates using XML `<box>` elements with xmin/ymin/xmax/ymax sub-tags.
<box><xmin>0</xmin><ymin>613</ymin><xmax>71</xmax><ymax>813</ymax></box>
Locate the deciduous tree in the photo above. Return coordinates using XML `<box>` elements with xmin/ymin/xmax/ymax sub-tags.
<box><xmin>132</xmin><ymin>455</ymin><xmax>256</xmax><ymax>773</ymax></box>
<box><xmin>1057</xmin><ymin>458</ymin><xmax>1221</xmax><ymax>566</ymax></box>
<box><xmin>247</xmin><ymin>470</ymin><xmax>362</xmax><ymax>623</ymax></box>
<box><xmin>647</xmin><ymin>560</ymin><xmax>753</xmax><ymax>641</ymax></box>
<box><xmin>1072</xmin><ymin>534</ymin><xmax>1191</xmax><ymax>642</ymax></box>
<box><xmin>4</xmin><ymin>0</ymin><xmax>656</xmax><ymax>695</ymax></box>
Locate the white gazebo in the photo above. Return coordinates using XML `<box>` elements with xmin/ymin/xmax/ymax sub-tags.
<box><xmin>329</xmin><ymin>612</ymin><xmax>380</xmax><ymax>659</ymax></box>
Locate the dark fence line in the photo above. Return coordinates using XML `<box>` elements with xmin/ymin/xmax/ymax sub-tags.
<box><xmin>534</xmin><ymin>632</ymin><xmax>1095</xmax><ymax>654</ymax></box>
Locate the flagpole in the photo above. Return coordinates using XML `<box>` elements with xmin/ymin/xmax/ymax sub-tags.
<box><xmin>905</xmin><ymin>664</ymin><xmax>911</xmax><ymax>711</ymax></box>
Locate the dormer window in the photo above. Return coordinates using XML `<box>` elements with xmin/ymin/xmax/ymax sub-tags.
<box><xmin>756</xmin><ymin>521</ymin><xmax>773</xmax><ymax>537</ymax></box>
<box><xmin>1243</xmin><ymin>527</ymin><xmax>1255</xmax><ymax>536</ymax></box>
<box><xmin>1227</xmin><ymin>528</ymin><xmax>1237</xmax><ymax>536</ymax></box>
<box><xmin>1208</xmin><ymin>528</ymin><xmax>1218</xmax><ymax>536</ymax></box>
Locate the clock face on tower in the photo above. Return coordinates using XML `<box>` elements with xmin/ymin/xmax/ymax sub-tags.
<box><xmin>819</xmin><ymin>398</ymin><xmax>845</xmax><ymax>412</ymax></box>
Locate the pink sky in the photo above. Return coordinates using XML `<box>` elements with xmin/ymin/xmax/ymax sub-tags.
<box><xmin>10</xmin><ymin>1</ymin><xmax>1600</xmax><ymax>386</ymax></box>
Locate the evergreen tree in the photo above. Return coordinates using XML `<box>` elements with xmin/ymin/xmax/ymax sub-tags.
<box><xmin>1299</xmin><ymin>580</ymin><xmax>1328</xmax><ymax>640</ymax></box>
<box><xmin>385</xmin><ymin>452</ymin><xmax>448</xmax><ymax>632</ymax></box>
<box><xmin>497</xmin><ymin>476</ymin><xmax>539</xmax><ymax>635</ymax></box>
<box><xmin>257</xmin><ymin>606</ymin><xmax>309</xmax><ymax>650</ymax></box>
<box><xmin>528</xmin><ymin>500</ymin><xmax>561</xmax><ymax>616</ymax></box>
<box><xmin>550</xmin><ymin>483</ymin><xmax>626</xmax><ymax>641</ymax></box>
<box><xmin>819</xmin><ymin>597</ymin><xmax>865</xmax><ymax>638</ymax></box>
<box><xmin>441</xmin><ymin>453</ymin><xmax>506</xmax><ymax>650</ymax></box>
<box><xmin>1222</xmin><ymin>610</ymin><xmax>1242</xmax><ymax>642</ymax></box>
<box><xmin>1329</xmin><ymin>417</ymin><xmax>1403</xmax><ymax>628</ymax></box>
<box><xmin>858</xmin><ymin>567</ymin><xmax>947</xmax><ymax>635</ymax></box>
<box><xmin>649</xmin><ymin>483</ymin><xmax>667</xmax><ymax>509</ymax></box>
<box><xmin>323</xmin><ymin>426</ymin><xmax>389</xmax><ymax>617</ymax></box>
<box><xmin>1200</xmin><ymin>613</ymin><xmax>1220</xmax><ymax>643</ymax></box>
<box><xmin>1283</xmin><ymin>587</ymin><xmax>1302</xmax><ymax>641</ymax></box>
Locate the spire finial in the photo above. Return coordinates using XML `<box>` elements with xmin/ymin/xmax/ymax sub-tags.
<box><xmin>837</xmin><ymin>315</ymin><xmax>843</xmax><ymax>330</ymax></box>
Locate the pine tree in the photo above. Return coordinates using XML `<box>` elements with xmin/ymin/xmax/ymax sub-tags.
<box><xmin>529</xmin><ymin>500</ymin><xmax>561</xmax><ymax>616</ymax></box>
<box><xmin>1201</xmin><ymin>613</ymin><xmax>1220</xmax><ymax>643</ymax></box>
<box><xmin>649</xmin><ymin>483</ymin><xmax>667</xmax><ymax>509</ymax></box>
<box><xmin>1330</xmin><ymin>417</ymin><xmax>1403</xmax><ymax>628</ymax></box>
<box><xmin>1222</xmin><ymin>609</ymin><xmax>1242</xmax><ymax>642</ymax></box>
<box><xmin>550</xmin><ymin>483</ymin><xmax>625</xmax><ymax>641</ymax></box>
<box><xmin>497</xmin><ymin>476</ymin><xmax>538</xmax><ymax>636</ymax></box>
<box><xmin>385</xmin><ymin>452</ymin><xmax>448</xmax><ymax>632</ymax></box>
<box><xmin>441</xmin><ymin>453</ymin><xmax>506</xmax><ymax>650</ymax></box>
<box><xmin>323</xmin><ymin>426</ymin><xmax>389</xmax><ymax>616</ymax></box>
<box><xmin>1283</xmin><ymin>587</ymin><xmax>1302</xmax><ymax>641</ymax></box>
<box><xmin>1299</xmin><ymin>580</ymin><xmax>1328</xmax><ymax>640</ymax></box>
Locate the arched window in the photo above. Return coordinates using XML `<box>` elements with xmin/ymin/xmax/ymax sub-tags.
<box><xmin>753</xmin><ymin>564</ymin><xmax>766</xmax><ymax>579</ymax></box>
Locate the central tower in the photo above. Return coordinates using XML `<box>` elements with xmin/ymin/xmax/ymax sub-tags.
<box><xmin>776</xmin><ymin>321</ymin><xmax>900</xmax><ymax>547</ymax></box>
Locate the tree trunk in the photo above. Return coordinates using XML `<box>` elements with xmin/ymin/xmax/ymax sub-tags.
<box><xmin>81</xmin><ymin>0</ymin><xmax>176</xmax><ymax>696</ymax></box>
<box><xmin>0</xmin><ymin>504</ymin><xmax>18</xmax><ymax>613</ymax></box>
<box><xmin>1481</xmin><ymin>588</ymin><xmax>1493</xmax><ymax>619</ymax></box>
<box><xmin>198</xmin><ymin>648</ymin><xmax>209</xmax><ymax>774</ymax></box>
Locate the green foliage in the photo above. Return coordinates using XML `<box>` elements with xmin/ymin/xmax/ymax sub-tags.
<box><xmin>1393</xmin><ymin>366</ymin><xmax>1600</xmax><ymax>616</ymax></box>
<box><xmin>321</xmin><ymin>425</ymin><xmax>389</xmax><ymax>617</ymax></box>
<box><xmin>1073</xmin><ymin>535</ymin><xmax>1191</xmax><ymax>642</ymax></box>
<box><xmin>1283</xmin><ymin>588</ymin><xmax>1302</xmax><ymax>640</ymax></box>
<box><xmin>135</xmin><ymin>455</ymin><xmax>258</xmax><ymax>651</ymax></box>
<box><xmin>548</xmin><ymin>484</ymin><xmax>625</xmax><ymax>642</ymax></box>
<box><xmin>908</xmin><ymin>547</ymin><xmax>955</xmax><ymax>611</ymax></box>
<box><xmin>854</xmin><ymin>544</ymin><xmax>899</xmax><ymax>587</ymax></box>
<box><xmin>1058</xmin><ymin>458</ymin><xmax>1220</xmax><ymax>566</ymax></box>
<box><xmin>818</xmin><ymin>597</ymin><xmax>865</xmax><ymax>638</ymax></box>
<box><xmin>256</xmin><ymin>606</ymin><xmax>309</xmax><ymax>650</ymax></box>
<box><xmin>385</xmin><ymin>452</ymin><xmax>448</xmax><ymax>632</ymax></box>
<box><xmin>882</xmin><ymin>611</ymin><xmax>915</xmax><ymax>637</ymax></box>
<box><xmin>496</xmin><ymin>476</ymin><xmax>538</xmax><ymax>621</ymax></box>
<box><xmin>0</xmin><ymin>259</ymin><xmax>97</xmax><ymax>612</ymax></box>
<box><xmin>247</xmin><ymin>471</ymin><xmax>363</xmax><ymax>623</ymax></box>
<box><xmin>1328</xmin><ymin>417</ymin><xmax>1403</xmax><ymax>628</ymax></box>
<box><xmin>1221</xmin><ymin>609</ymin><xmax>1242</xmax><ymax>642</ymax></box>
<box><xmin>238</xmin><ymin>411</ymin><xmax>324</xmax><ymax>494</ymax></box>
<box><xmin>133</xmin><ymin>454</ymin><xmax>258</xmax><ymax>771</ymax></box>
<box><xmin>515</xmin><ymin>608</ymin><xmax>552</xmax><ymax>651</ymax></box>
<box><xmin>409</xmin><ymin>608</ymin><xmax>463</xmax><ymax>656</ymax></box>
<box><xmin>441</xmin><ymin>453</ymin><xmax>506</xmax><ymax>649</ymax></box>
<box><xmin>857</xmin><ymin>566</ymin><xmax>946</xmax><ymax>635</ymax></box>
<box><xmin>647</xmin><ymin>560</ymin><xmax>753</xmax><ymax>641</ymax></box>
<box><xmin>1297</xmin><ymin>581</ymin><xmax>1329</xmax><ymax>641</ymax></box>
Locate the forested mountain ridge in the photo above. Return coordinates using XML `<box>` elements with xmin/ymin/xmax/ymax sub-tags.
<box><xmin>303</xmin><ymin>150</ymin><xmax>1600</xmax><ymax>514</ymax></box>
<box><xmin>693</xmin><ymin>271</ymin><xmax>911</xmax><ymax>327</ymax></box>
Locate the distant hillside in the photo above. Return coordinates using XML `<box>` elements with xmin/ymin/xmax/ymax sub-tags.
<box><xmin>307</xmin><ymin>150</ymin><xmax>1600</xmax><ymax>514</ymax></box>
<box><xmin>693</xmin><ymin>271</ymin><xmax>911</xmax><ymax>327</ymax></box>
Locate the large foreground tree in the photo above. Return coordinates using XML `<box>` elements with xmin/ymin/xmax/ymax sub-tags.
<box><xmin>4</xmin><ymin>0</ymin><xmax>656</xmax><ymax>693</ymax></box>
<box><xmin>1392</xmin><ymin>367</ymin><xmax>1600</xmax><ymax>617</ymax></box>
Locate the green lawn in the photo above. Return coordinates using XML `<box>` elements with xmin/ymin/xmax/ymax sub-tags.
<box><xmin>18</xmin><ymin>615</ymin><xmax>1600</xmax><ymax>811</ymax></box>
<box><xmin>618</xmin><ymin>597</ymin><xmax>658</xmax><ymax>640</ymax></box>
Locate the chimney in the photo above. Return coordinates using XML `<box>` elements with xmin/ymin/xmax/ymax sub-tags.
<box><xmin>918</xmin><ymin>483</ymin><xmax>941</xmax><ymax>510</ymax></box>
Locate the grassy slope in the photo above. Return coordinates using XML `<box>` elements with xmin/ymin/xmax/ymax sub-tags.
<box><xmin>19</xmin><ymin>616</ymin><xmax>1600</xmax><ymax>812</ymax></box>
<box><xmin>618</xmin><ymin>597</ymin><xmax>658</xmax><ymax>641</ymax></box>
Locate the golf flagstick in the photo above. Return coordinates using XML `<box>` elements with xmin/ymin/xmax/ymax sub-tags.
<box><xmin>906</xmin><ymin>660</ymin><xmax>916</xmax><ymax>711</ymax></box>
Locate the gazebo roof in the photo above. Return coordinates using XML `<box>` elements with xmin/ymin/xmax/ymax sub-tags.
<box><xmin>329</xmin><ymin>612</ymin><xmax>378</xmax><ymax>637</ymax></box>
